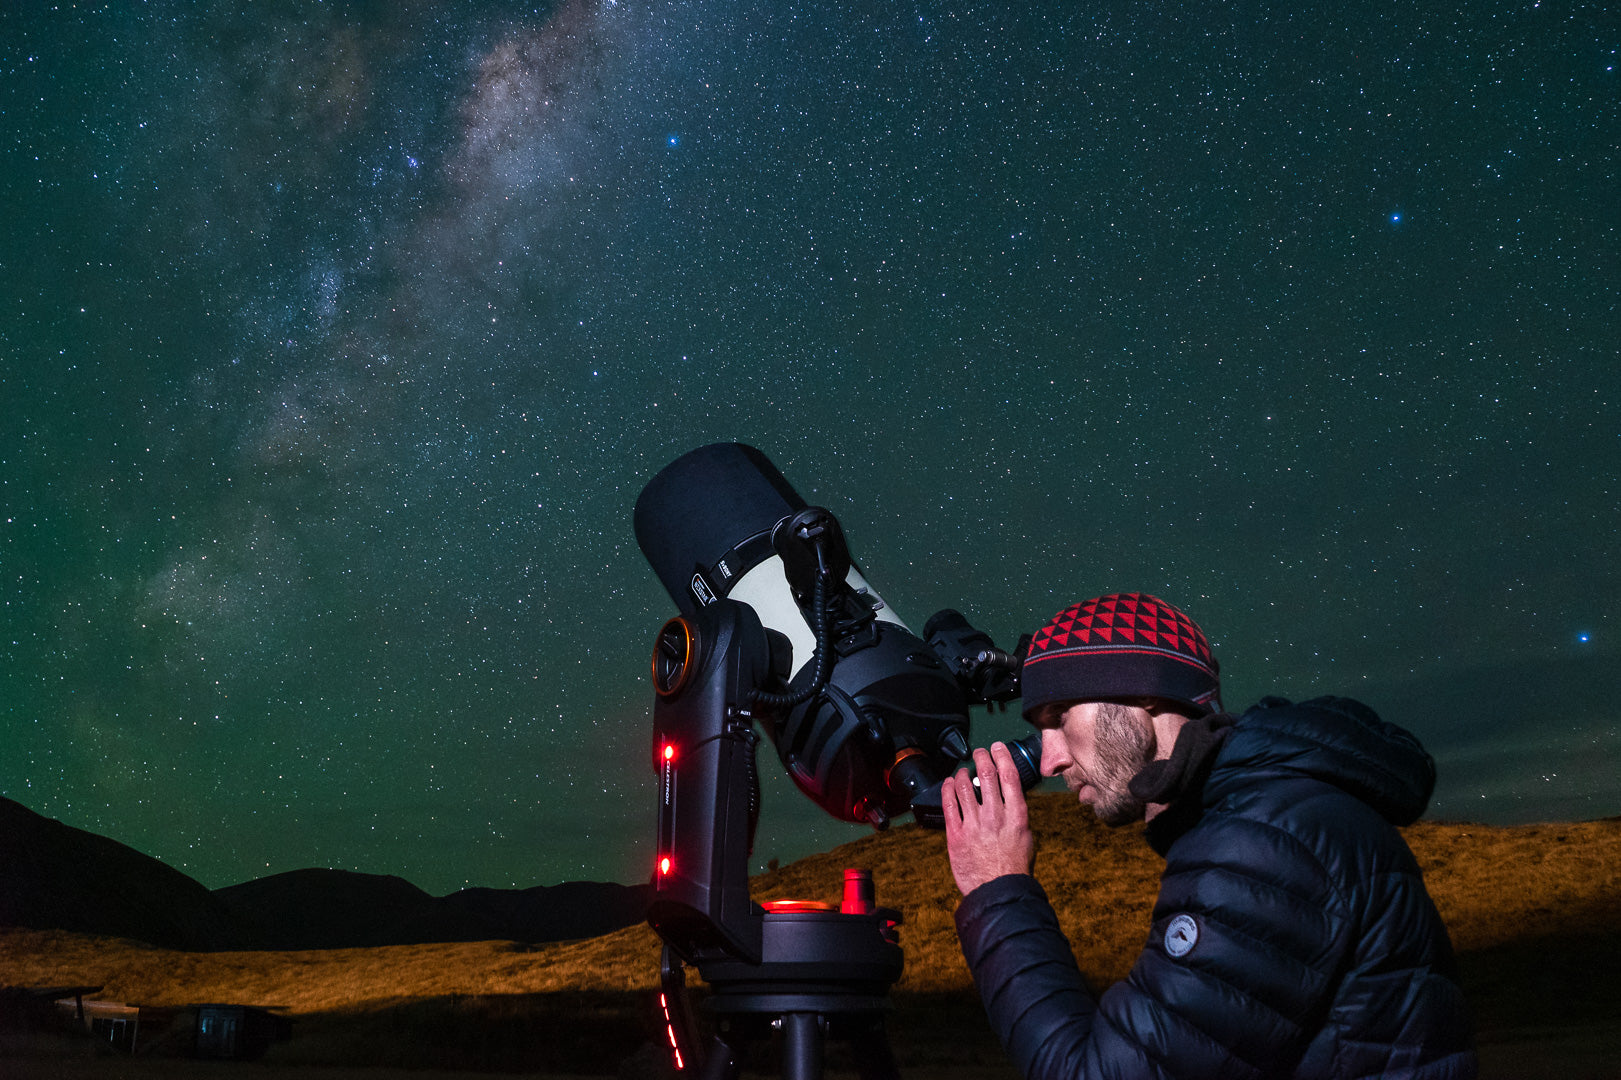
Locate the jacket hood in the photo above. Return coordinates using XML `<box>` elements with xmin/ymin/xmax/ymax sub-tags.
<box><xmin>1204</xmin><ymin>695</ymin><xmax>1436</xmax><ymax>826</ymax></box>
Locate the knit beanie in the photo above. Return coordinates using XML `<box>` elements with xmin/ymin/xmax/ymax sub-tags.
<box><xmin>1021</xmin><ymin>593</ymin><xmax>1221</xmax><ymax>718</ymax></box>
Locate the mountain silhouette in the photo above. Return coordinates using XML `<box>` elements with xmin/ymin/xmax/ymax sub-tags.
<box><xmin>213</xmin><ymin>868</ymin><xmax>436</xmax><ymax>949</ymax></box>
<box><xmin>0</xmin><ymin>797</ymin><xmax>251</xmax><ymax>950</ymax></box>
<box><xmin>217</xmin><ymin>868</ymin><xmax>650</xmax><ymax>949</ymax></box>
<box><xmin>0</xmin><ymin>797</ymin><xmax>647</xmax><ymax>950</ymax></box>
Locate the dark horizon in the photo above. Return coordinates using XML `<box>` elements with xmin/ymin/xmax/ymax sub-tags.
<box><xmin>3</xmin><ymin>1</ymin><xmax>1615</xmax><ymax>895</ymax></box>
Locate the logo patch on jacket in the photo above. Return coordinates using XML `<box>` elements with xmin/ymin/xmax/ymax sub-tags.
<box><xmin>1164</xmin><ymin>914</ymin><xmax>1199</xmax><ymax>958</ymax></box>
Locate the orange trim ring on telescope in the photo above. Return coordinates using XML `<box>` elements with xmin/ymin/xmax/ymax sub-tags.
<box><xmin>884</xmin><ymin>745</ymin><xmax>926</xmax><ymax>787</ymax></box>
<box><xmin>652</xmin><ymin>616</ymin><xmax>696</xmax><ymax>698</ymax></box>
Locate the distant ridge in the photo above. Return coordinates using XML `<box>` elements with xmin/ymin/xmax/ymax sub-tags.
<box><xmin>217</xmin><ymin>868</ymin><xmax>650</xmax><ymax>949</ymax></box>
<box><xmin>0</xmin><ymin>796</ymin><xmax>647</xmax><ymax>950</ymax></box>
<box><xmin>0</xmin><ymin>796</ymin><xmax>249</xmax><ymax>950</ymax></box>
<box><xmin>213</xmin><ymin>868</ymin><xmax>434</xmax><ymax>950</ymax></box>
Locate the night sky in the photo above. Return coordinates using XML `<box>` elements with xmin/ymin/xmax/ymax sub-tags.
<box><xmin>3</xmin><ymin>1</ymin><xmax>1615</xmax><ymax>896</ymax></box>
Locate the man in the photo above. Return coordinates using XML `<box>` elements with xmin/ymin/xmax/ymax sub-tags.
<box><xmin>942</xmin><ymin>593</ymin><xmax>1476</xmax><ymax>1079</ymax></box>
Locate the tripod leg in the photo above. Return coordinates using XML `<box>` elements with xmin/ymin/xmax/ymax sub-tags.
<box><xmin>780</xmin><ymin>1012</ymin><xmax>824</xmax><ymax>1080</ymax></box>
<box><xmin>846</xmin><ymin>1017</ymin><xmax>900</xmax><ymax>1080</ymax></box>
<box><xmin>699</xmin><ymin>1033</ymin><xmax>741</xmax><ymax>1080</ymax></box>
<box><xmin>660</xmin><ymin>946</ymin><xmax>705</xmax><ymax>1074</ymax></box>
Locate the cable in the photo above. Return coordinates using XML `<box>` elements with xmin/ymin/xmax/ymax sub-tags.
<box><xmin>750</xmin><ymin>568</ymin><xmax>834</xmax><ymax>710</ymax></box>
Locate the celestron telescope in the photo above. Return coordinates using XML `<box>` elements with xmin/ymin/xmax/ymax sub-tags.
<box><xmin>634</xmin><ymin>444</ymin><xmax>1039</xmax><ymax>1080</ymax></box>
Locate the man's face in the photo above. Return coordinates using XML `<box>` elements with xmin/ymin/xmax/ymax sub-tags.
<box><xmin>1036</xmin><ymin>700</ymin><xmax>1158</xmax><ymax>826</ymax></box>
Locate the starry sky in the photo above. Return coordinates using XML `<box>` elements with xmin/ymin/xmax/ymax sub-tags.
<box><xmin>3</xmin><ymin>1</ymin><xmax>1616</xmax><ymax>896</ymax></box>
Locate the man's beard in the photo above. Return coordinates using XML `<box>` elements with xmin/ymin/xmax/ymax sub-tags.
<box><xmin>1069</xmin><ymin>702</ymin><xmax>1157</xmax><ymax>826</ymax></box>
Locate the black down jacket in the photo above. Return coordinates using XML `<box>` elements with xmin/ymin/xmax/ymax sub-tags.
<box><xmin>955</xmin><ymin>696</ymin><xmax>1477</xmax><ymax>1079</ymax></box>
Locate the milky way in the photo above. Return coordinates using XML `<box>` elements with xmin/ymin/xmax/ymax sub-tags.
<box><xmin>3</xmin><ymin>1</ymin><xmax>1616</xmax><ymax>893</ymax></box>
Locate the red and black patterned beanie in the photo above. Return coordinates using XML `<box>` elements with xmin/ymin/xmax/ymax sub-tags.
<box><xmin>1021</xmin><ymin>593</ymin><xmax>1221</xmax><ymax>718</ymax></box>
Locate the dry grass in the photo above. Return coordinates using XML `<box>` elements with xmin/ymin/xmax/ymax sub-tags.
<box><xmin>0</xmin><ymin>930</ymin><xmax>650</xmax><ymax>1011</ymax></box>
<box><xmin>1401</xmin><ymin>817</ymin><xmax>1621</xmax><ymax>949</ymax></box>
<box><xmin>4</xmin><ymin>797</ymin><xmax>1620</xmax><ymax>1076</ymax></box>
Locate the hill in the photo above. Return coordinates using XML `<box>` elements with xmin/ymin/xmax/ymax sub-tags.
<box><xmin>216</xmin><ymin>868</ymin><xmax>650</xmax><ymax>949</ymax></box>
<box><xmin>0</xmin><ymin>797</ymin><xmax>250</xmax><ymax>951</ymax></box>
<box><xmin>3</xmin><ymin>793</ymin><xmax>1618</xmax><ymax>1076</ymax></box>
<box><xmin>215</xmin><ymin>868</ymin><xmax>434</xmax><ymax>949</ymax></box>
<box><xmin>0</xmin><ymin>797</ymin><xmax>648</xmax><ymax>951</ymax></box>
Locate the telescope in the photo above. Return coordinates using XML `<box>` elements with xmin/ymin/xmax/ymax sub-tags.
<box><xmin>633</xmin><ymin>444</ymin><xmax>1038</xmax><ymax>1079</ymax></box>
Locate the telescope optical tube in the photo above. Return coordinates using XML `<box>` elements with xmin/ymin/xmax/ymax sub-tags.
<box><xmin>635</xmin><ymin>444</ymin><xmax>971</xmax><ymax>826</ymax></box>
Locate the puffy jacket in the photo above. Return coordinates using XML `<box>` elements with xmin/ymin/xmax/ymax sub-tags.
<box><xmin>955</xmin><ymin>696</ymin><xmax>1477</xmax><ymax>1079</ymax></box>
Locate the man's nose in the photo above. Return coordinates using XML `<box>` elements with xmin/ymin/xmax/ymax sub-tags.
<box><xmin>1039</xmin><ymin>728</ymin><xmax>1069</xmax><ymax>777</ymax></box>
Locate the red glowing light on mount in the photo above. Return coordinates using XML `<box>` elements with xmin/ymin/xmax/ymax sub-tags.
<box><xmin>658</xmin><ymin>993</ymin><xmax>686</xmax><ymax>1070</ymax></box>
<box><xmin>659</xmin><ymin>855</ymin><xmax>672</xmax><ymax>876</ymax></box>
<box><xmin>663</xmin><ymin>743</ymin><xmax>676</xmax><ymax>762</ymax></box>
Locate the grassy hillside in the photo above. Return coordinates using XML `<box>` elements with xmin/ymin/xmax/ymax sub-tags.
<box><xmin>4</xmin><ymin>794</ymin><xmax>1619</xmax><ymax>1076</ymax></box>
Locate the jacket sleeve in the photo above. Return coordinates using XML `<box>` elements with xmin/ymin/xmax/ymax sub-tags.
<box><xmin>957</xmin><ymin>816</ymin><xmax>1353</xmax><ymax>1080</ymax></box>
<box><xmin>955</xmin><ymin>874</ymin><xmax>1106</xmax><ymax>1079</ymax></box>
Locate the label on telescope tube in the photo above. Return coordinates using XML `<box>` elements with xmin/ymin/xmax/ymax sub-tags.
<box><xmin>690</xmin><ymin>573</ymin><xmax>717</xmax><ymax>606</ymax></box>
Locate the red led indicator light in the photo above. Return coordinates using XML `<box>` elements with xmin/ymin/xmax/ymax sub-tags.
<box><xmin>658</xmin><ymin>992</ymin><xmax>686</xmax><ymax>1070</ymax></box>
<box><xmin>663</xmin><ymin>743</ymin><xmax>675</xmax><ymax>762</ymax></box>
<box><xmin>659</xmin><ymin>855</ymin><xmax>672</xmax><ymax>876</ymax></box>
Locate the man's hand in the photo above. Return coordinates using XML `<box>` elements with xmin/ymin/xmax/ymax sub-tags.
<box><xmin>943</xmin><ymin>741</ymin><xmax>1036</xmax><ymax>896</ymax></box>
